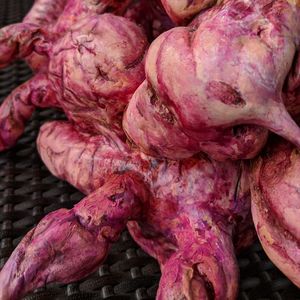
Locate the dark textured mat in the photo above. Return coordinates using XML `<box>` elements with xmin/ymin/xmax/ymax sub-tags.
<box><xmin>0</xmin><ymin>1</ymin><xmax>300</xmax><ymax>299</ymax></box>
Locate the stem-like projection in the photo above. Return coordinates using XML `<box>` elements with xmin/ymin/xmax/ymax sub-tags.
<box><xmin>256</xmin><ymin>103</ymin><xmax>300</xmax><ymax>149</ymax></box>
<box><xmin>0</xmin><ymin>172</ymin><xmax>147</xmax><ymax>300</ymax></box>
<box><xmin>0</xmin><ymin>74</ymin><xmax>58</xmax><ymax>151</ymax></box>
<box><xmin>157</xmin><ymin>220</ymin><xmax>238</xmax><ymax>300</ymax></box>
<box><xmin>0</xmin><ymin>23</ymin><xmax>48</xmax><ymax>69</ymax></box>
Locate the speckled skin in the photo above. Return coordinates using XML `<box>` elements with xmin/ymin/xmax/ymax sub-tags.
<box><xmin>124</xmin><ymin>0</ymin><xmax>300</xmax><ymax>161</ymax></box>
<box><xmin>251</xmin><ymin>138</ymin><xmax>300</xmax><ymax>288</ymax></box>
<box><xmin>0</xmin><ymin>1</ymin><xmax>149</xmax><ymax>150</ymax></box>
<box><xmin>0</xmin><ymin>120</ymin><xmax>253</xmax><ymax>299</ymax></box>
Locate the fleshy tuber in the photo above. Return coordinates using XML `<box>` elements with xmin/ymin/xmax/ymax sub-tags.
<box><xmin>0</xmin><ymin>1</ymin><xmax>148</xmax><ymax>150</ymax></box>
<box><xmin>0</xmin><ymin>120</ymin><xmax>253</xmax><ymax>299</ymax></box>
<box><xmin>251</xmin><ymin>137</ymin><xmax>300</xmax><ymax>288</ymax></box>
<box><xmin>123</xmin><ymin>0</ymin><xmax>300</xmax><ymax>161</ymax></box>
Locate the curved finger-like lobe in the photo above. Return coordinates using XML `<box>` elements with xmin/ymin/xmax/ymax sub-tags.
<box><xmin>0</xmin><ymin>0</ymin><xmax>62</xmax><ymax>71</ymax></box>
<box><xmin>157</xmin><ymin>256</ymin><xmax>212</xmax><ymax>299</ymax></box>
<box><xmin>124</xmin><ymin>0</ymin><xmax>300</xmax><ymax>160</ymax></box>
<box><xmin>0</xmin><ymin>74</ymin><xmax>57</xmax><ymax>151</ymax></box>
<box><xmin>0</xmin><ymin>172</ymin><xmax>147</xmax><ymax>300</ymax></box>
<box><xmin>49</xmin><ymin>13</ymin><xmax>148</xmax><ymax>137</ymax></box>
<box><xmin>161</xmin><ymin>0</ymin><xmax>218</xmax><ymax>24</ymax></box>
<box><xmin>130</xmin><ymin>219</ymin><xmax>240</xmax><ymax>300</ymax></box>
<box><xmin>38</xmin><ymin>120</ymin><xmax>253</xmax><ymax>222</ymax></box>
<box><xmin>156</xmin><ymin>220</ymin><xmax>239</xmax><ymax>300</ymax></box>
<box><xmin>0</xmin><ymin>23</ymin><xmax>48</xmax><ymax>69</ymax></box>
<box><xmin>251</xmin><ymin>139</ymin><xmax>300</xmax><ymax>288</ymax></box>
<box><xmin>37</xmin><ymin>121</ymin><xmax>147</xmax><ymax>194</ymax></box>
<box><xmin>22</xmin><ymin>0</ymin><xmax>68</xmax><ymax>70</ymax></box>
<box><xmin>23</xmin><ymin>0</ymin><xmax>68</xmax><ymax>25</ymax></box>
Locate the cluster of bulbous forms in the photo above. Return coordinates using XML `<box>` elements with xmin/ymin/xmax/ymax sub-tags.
<box><xmin>0</xmin><ymin>0</ymin><xmax>300</xmax><ymax>299</ymax></box>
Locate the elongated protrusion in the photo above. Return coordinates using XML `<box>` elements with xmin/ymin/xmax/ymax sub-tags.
<box><xmin>157</xmin><ymin>219</ymin><xmax>238</xmax><ymax>300</ymax></box>
<box><xmin>0</xmin><ymin>172</ymin><xmax>147</xmax><ymax>300</ymax></box>
<box><xmin>0</xmin><ymin>0</ymin><xmax>67</xmax><ymax>71</ymax></box>
<box><xmin>37</xmin><ymin>121</ymin><xmax>134</xmax><ymax>194</ymax></box>
<box><xmin>0</xmin><ymin>74</ymin><xmax>58</xmax><ymax>151</ymax></box>
<box><xmin>0</xmin><ymin>23</ymin><xmax>48</xmax><ymax>69</ymax></box>
<box><xmin>256</xmin><ymin>103</ymin><xmax>300</xmax><ymax>149</ymax></box>
<box><xmin>22</xmin><ymin>0</ymin><xmax>68</xmax><ymax>70</ymax></box>
<box><xmin>0</xmin><ymin>0</ymin><xmax>66</xmax><ymax>70</ymax></box>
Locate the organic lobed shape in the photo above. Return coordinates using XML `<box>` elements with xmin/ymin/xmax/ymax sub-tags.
<box><xmin>251</xmin><ymin>137</ymin><xmax>300</xmax><ymax>288</ymax></box>
<box><xmin>123</xmin><ymin>0</ymin><xmax>300</xmax><ymax>161</ymax></box>
<box><xmin>0</xmin><ymin>0</ymin><xmax>149</xmax><ymax>150</ymax></box>
<box><xmin>0</xmin><ymin>120</ymin><xmax>253</xmax><ymax>299</ymax></box>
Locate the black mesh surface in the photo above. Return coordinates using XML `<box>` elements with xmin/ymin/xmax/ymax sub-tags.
<box><xmin>0</xmin><ymin>1</ymin><xmax>300</xmax><ymax>299</ymax></box>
